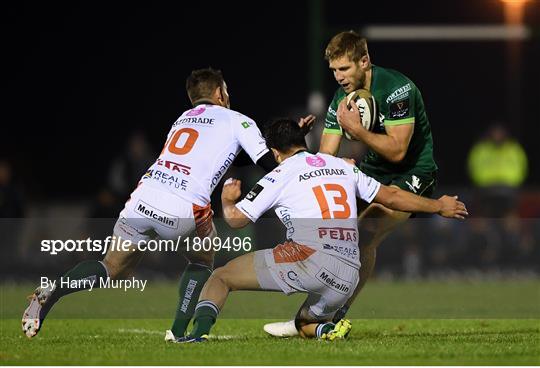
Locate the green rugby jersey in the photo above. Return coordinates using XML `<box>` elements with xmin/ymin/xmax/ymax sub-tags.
<box><xmin>324</xmin><ymin>65</ymin><xmax>437</xmax><ymax>175</ymax></box>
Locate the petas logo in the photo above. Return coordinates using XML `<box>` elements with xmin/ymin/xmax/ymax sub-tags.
<box><xmin>306</xmin><ymin>155</ymin><xmax>326</xmax><ymax>167</ymax></box>
<box><xmin>186</xmin><ymin>107</ymin><xmax>206</xmax><ymax>116</ymax></box>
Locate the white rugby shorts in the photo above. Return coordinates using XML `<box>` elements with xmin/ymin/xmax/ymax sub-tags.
<box><xmin>113</xmin><ymin>183</ymin><xmax>215</xmax><ymax>243</ymax></box>
<box><xmin>254</xmin><ymin>241</ymin><xmax>359</xmax><ymax>319</ymax></box>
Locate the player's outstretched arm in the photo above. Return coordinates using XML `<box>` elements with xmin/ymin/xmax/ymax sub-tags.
<box><xmin>221</xmin><ymin>178</ymin><xmax>251</xmax><ymax>228</ymax></box>
<box><xmin>373</xmin><ymin>185</ymin><xmax>468</xmax><ymax>219</ymax></box>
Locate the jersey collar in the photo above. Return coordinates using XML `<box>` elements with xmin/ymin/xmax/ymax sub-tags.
<box><xmin>193</xmin><ymin>99</ymin><xmax>216</xmax><ymax>107</ymax></box>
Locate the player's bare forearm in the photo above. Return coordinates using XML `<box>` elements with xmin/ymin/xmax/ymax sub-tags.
<box><xmin>349</xmin><ymin>128</ymin><xmax>407</xmax><ymax>163</ymax></box>
<box><xmin>221</xmin><ymin>178</ymin><xmax>251</xmax><ymax>228</ymax></box>
<box><xmin>376</xmin><ymin>186</ymin><xmax>439</xmax><ymax>213</ymax></box>
<box><xmin>319</xmin><ymin>133</ymin><xmax>341</xmax><ymax>156</ymax></box>
<box><xmin>222</xmin><ymin>202</ymin><xmax>250</xmax><ymax>228</ymax></box>
<box><xmin>336</xmin><ymin>98</ymin><xmax>412</xmax><ymax>162</ymax></box>
<box><xmin>374</xmin><ymin>185</ymin><xmax>468</xmax><ymax>219</ymax></box>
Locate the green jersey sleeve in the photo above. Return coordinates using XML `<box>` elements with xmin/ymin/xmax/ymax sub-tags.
<box><xmin>323</xmin><ymin>90</ymin><xmax>344</xmax><ymax>135</ymax></box>
<box><xmin>383</xmin><ymin>83</ymin><xmax>417</xmax><ymax>127</ymax></box>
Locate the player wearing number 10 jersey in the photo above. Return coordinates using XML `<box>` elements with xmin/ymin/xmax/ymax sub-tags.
<box><xmin>22</xmin><ymin>68</ymin><xmax>280</xmax><ymax>340</ymax></box>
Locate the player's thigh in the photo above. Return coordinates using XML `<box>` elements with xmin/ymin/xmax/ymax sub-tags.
<box><xmin>102</xmin><ymin>236</ymin><xmax>144</xmax><ymax>279</ymax></box>
<box><xmin>370</xmin><ymin>171</ymin><xmax>437</xmax><ymax>234</ymax></box>
<box><xmin>181</xmin><ymin>202</ymin><xmax>217</xmax><ymax>267</ymax></box>
<box><xmin>357</xmin><ymin>170</ymin><xmax>433</xmax><ymax>241</ymax></box>
<box><xmin>213</xmin><ymin>252</ymin><xmax>261</xmax><ymax>291</ymax></box>
<box><xmin>359</xmin><ymin>199</ymin><xmax>411</xmax><ymax>240</ymax></box>
<box><xmin>184</xmin><ymin>221</ymin><xmax>217</xmax><ymax>267</ymax></box>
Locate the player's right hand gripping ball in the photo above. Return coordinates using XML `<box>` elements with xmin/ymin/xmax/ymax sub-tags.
<box><xmin>345</xmin><ymin>89</ymin><xmax>378</xmax><ymax>139</ymax></box>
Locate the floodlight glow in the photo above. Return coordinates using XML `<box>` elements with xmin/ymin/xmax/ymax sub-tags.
<box><xmin>500</xmin><ymin>0</ymin><xmax>528</xmax><ymax>4</ymax></box>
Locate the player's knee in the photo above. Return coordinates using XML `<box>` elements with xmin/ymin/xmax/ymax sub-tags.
<box><xmin>360</xmin><ymin>203</ymin><xmax>388</xmax><ymax>221</ymax></box>
<box><xmin>369</xmin><ymin>202</ymin><xmax>388</xmax><ymax>214</ymax></box>
<box><xmin>212</xmin><ymin>262</ymin><xmax>245</xmax><ymax>291</ymax></box>
<box><xmin>102</xmin><ymin>257</ymin><xmax>122</xmax><ymax>280</ymax></box>
<box><xmin>210</xmin><ymin>266</ymin><xmax>233</xmax><ymax>289</ymax></box>
<box><xmin>102</xmin><ymin>252</ymin><xmax>134</xmax><ymax>280</ymax></box>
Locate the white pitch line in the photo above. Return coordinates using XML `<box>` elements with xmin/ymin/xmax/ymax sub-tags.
<box><xmin>118</xmin><ymin>328</ymin><xmax>240</xmax><ymax>340</ymax></box>
<box><xmin>118</xmin><ymin>328</ymin><xmax>163</xmax><ymax>335</ymax></box>
<box><xmin>212</xmin><ymin>335</ymin><xmax>239</xmax><ymax>340</ymax></box>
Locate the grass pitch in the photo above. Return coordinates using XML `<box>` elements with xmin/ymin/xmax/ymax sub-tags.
<box><xmin>1</xmin><ymin>280</ymin><xmax>539</xmax><ymax>365</ymax></box>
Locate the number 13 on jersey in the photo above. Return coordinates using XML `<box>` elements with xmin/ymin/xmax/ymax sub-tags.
<box><xmin>312</xmin><ymin>184</ymin><xmax>351</xmax><ymax>219</ymax></box>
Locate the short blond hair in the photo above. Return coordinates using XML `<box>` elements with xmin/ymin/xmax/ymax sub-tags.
<box><xmin>325</xmin><ymin>31</ymin><xmax>368</xmax><ymax>62</ymax></box>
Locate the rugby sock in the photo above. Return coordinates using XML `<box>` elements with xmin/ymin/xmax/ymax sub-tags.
<box><xmin>190</xmin><ymin>300</ymin><xmax>219</xmax><ymax>337</ymax></box>
<box><xmin>40</xmin><ymin>260</ymin><xmax>108</xmax><ymax>318</ymax></box>
<box><xmin>170</xmin><ymin>263</ymin><xmax>212</xmax><ymax>337</ymax></box>
<box><xmin>316</xmin><ymin>322</ymin><xmax>335</xmax><ymax>338</ymax></box>
<box><xmin>53</xmin><ymin>260</ymin><xmax>109</xmax><ymax>299</ymax></box>
<box><xmin>332</xmin><ymin>305</ymin><xmax>349</xmax><ymax>323</ymax></box>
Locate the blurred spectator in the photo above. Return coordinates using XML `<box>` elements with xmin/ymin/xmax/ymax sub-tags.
<box><xmin>0</xmin><ymin>160</ymin><xmax>25</xmax><ymax>218</ymax></box>
<box><xmin>464</xmin><ymin>219</ymin><xmax>502</xmax><ymax>271</ymax></box>
<box><xmin>108</xmin><ymin>130</ymin><xmax>155</xmax><ymax>200</ymax></box>
<box><xmin>84</xmin><ymin>187</ymin><xmax>124</xmax><ymax>247</ymax></box>
<box><xmin>425</xmin><ymin>216</ymin><xmax>467</xmax><ymax>273</ymax></box>
<box><xmin>88</xmin><ymin>187</ymin><xmax>123</xmax><ymax>219</ymax></box>
<box><xmin>0</xmin><ymin>160</ymin><xmax>26</xmax><ymax>274</ymax></box>
<box><xmin>467</xmin><ymin>124</ymin><xmax>528</xmax><ymax>217</ymax></box>
<box><xmin>499</xmin><ymin>214</ymin><xmax>536</xmax><ymax>270</ymax></box>
<box><xmin>399</xmin><ymin>223</ymin><xmax>422</xmax><ymax>279</ymax></box>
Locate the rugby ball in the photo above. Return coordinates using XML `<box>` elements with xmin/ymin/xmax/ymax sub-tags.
<box><xmin>344</xmin><ymin>89</ymin><xmax>377</xmax><ymax>140</ymax></box>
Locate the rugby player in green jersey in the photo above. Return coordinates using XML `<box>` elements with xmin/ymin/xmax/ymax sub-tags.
<box><xmin>264</xmin><ymin>31</ymin><xmax>440</xmax><ymax>337</ymax></box>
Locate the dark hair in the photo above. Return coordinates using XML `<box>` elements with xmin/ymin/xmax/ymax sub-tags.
<box><xmin>325</xmin><ymin>31</ymin><xmax>368</xmax><ymax>63</ymax></box>
<box><xmin>186</xmin><ymin>68</ymin><xmax>224</xmax><ymax>103</ymax></box>
<box><xmin>264</xmin><ymin>118</ymin><xmax>307</xmax><ymax>152</ymax></box>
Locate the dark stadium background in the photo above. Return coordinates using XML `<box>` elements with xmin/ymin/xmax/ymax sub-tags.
<box><xmin>4</xmin><ymin>0</ymin><xmax>539</xmax><ymax>198</ymax></box>
<box><xmin>2</xmin><ymin>1</ymin><xmax>539</xmax><ymax>276</ymax></box>
<box><xmin>2</xmin><ymin>6</ymin><xmax>538</xmax><ymax>365</ymax></box>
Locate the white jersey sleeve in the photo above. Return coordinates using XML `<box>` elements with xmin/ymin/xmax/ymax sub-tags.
<box><xmin>352</xmin><ymin>165</ymin><xmax>381</xmax><ymax>203</ymax></box>
<box><xmin>236</xmin><ymin>171</ymin><xmax>283</xmax><ymax>222</ymax></box>
<box><xmin>230</xmin><ymin>113</ymin><xmax>269</xmax><ymax>163</ymax></box>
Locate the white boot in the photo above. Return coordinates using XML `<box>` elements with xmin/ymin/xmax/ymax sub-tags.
<box><xmin>22</xmin><ymin>285</ymin><xmax>56</xmax><ymax>338</ymax></box>
<box><xmin>263</xmin><ymin>320</ymin><xmax>299</xmax><ymax>337</ymax></box>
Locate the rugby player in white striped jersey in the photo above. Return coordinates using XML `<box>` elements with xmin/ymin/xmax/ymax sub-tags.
<box><xmin>22</xmin><ymin>68</ymin><xmax>315</xmax><ymax>341</ymax></box>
